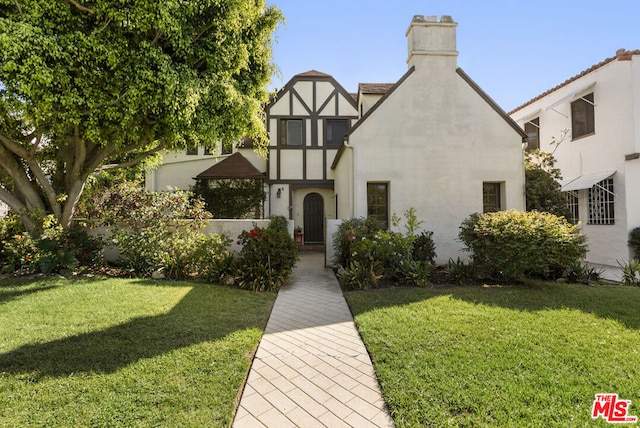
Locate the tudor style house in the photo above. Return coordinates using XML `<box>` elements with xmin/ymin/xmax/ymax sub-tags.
<box><xmin>510</xmin><ymin>49</ymin><xmax>640</xmax><ymax>275</ymax></box>
<box><xmin>147</xmin><ymin>15</ymin><xmax>527</xmax><ymax>263</ymax></box>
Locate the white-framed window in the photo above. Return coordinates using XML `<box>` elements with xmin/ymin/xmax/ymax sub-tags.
<box><xmin>588</xmin><ymin>178</ymin><xmax>614</xmax><ymax>225</ymax></box>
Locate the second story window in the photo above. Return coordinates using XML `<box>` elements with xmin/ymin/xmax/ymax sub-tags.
<box><xmin>325</xmin><ymin>119</ymin><xmax>349</xmax><ymax>147</ymax></box>
<box><xmin>571</xmin><ymin>93</ymin><xmax>595</xmax><ymax>139</ymax></box>
<box><xmin>281</xmin><ymin>119</ymin><xmax>303</xmax><ymax>146</ymax></box>
<box><xmin>524</xmin><ymin>117</ymin><xmax>540</xmax><ymax>151</ymax></box>
<box><xmin>186</xmin><ymin>146</ymin><xmax>198</xmax><ymax>155</ymax></box>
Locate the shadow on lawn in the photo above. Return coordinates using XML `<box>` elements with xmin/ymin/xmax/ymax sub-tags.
<box><xmin>347</xmin><ymin>283</ymin><xmax>640</xmax><ymax>330</ymax></box>
<box><xmin>0</xmin><ymin>285</ymin><xmax>57</xmax><ymax>306</ymax></box>
<box><xmin>0</xmin><ymin>284</ymin><xmax>270</xmax><ymax>379</ymax></box>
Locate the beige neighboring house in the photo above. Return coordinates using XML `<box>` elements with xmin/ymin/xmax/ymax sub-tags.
<box><xmin>510</xmin><ymin>49</ymin><xmax>640</xmax><ymax>277</ymax></box>
<box><xmin>148</xmin><ymin>15</ymin><xmax>527</xmax><ymax>264</ymax></box>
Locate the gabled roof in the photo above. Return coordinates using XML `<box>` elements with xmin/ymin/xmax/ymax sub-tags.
<box><xmin>269</xmin><ymin>70</ymin><xmax>358</xmax><ymax>111</ymax></box>
<box><xmin>510</xmin><ymin>49</ymin><xmax>640</xmax><ymax>115</ymax></box>
<box><xmin>195</xmin><ymin>152</ymin><xmax>264</xmax><ymax>179</ymax></box>
<box><xmin>358</xmin><ymin>83</ymin><xmax>395</xmax><ymax>95</ymax></box>
<box><xmin>331</xmin><ymin>66</ymin><xmax>527</xmax><ymax>169</ymax></box>
<box><xmin>294</xmin><ymin>70</ymin><xmax>332</xmax><ymax>78</ymax></box>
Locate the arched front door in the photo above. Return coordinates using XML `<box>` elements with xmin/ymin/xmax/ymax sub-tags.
<box><xmin>303</xmin><ymin>193</ymin><xmax>324</xmax><ymax>244</ymax></box>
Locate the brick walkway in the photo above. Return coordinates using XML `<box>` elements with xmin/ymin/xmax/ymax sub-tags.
<box><xmin>232</xmin><ymin>252</ymin><xmax>394</xmax><ymax>427</ymax></box>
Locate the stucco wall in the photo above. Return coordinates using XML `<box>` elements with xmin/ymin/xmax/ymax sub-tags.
<box><xmin>344</xmin><ymin>66</ymin><xmax>525</xmax><ymax>264</ymax></box>
<box><xmin>511</xmin><ymin>55</ymin><xmax>639</xmax><ymax>267</ymax></box>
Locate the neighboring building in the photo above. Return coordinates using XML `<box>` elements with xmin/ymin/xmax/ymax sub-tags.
<box><xmin>510</xmin><ymin>49</ymin><xmax>640</xmax><ymax>274</ymax></box>
<box><xmin>147</xmin><ymin>15</ymin><xmax>527</xmax><ymax>263</ymax></box>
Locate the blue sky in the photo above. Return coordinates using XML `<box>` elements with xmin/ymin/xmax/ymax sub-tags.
<box><xmin>266</xmin><ymin>0</ymin><xmax>639</xmax><ymax>112</ymax></box>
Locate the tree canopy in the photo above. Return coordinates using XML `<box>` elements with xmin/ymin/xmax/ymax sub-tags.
<box><xmin>0</xmin><ymin>0</ymin><xmax>282</xmax><ymax>231</ymax></box>
<box><xmin>525</xmin><ymin>149</ymin><xmax>572</xmax><ymax>219</ymax></box>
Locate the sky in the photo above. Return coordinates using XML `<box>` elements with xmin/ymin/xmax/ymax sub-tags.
<box><xmin>266</xmin><ymin>0</ymin><xmax>639</xmax><ymax>112</ymax></box>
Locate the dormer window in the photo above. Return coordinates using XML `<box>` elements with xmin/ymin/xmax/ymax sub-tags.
<box><xmin>280</xmin><ymin>119</ymin><xmax>303</xmax><ymax>146</ymax></box>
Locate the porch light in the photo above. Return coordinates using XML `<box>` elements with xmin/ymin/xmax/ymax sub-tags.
<box><xmin>276</xmin><ymin>188</ymin><xmax>282</xmax><ymax>198</ymax></box>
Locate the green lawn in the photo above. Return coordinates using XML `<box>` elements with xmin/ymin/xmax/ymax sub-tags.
<box><xmin>345</xmin><ymin>282</ymin><xmax>640</xmax><ymax>427</ymax></box>
<box><xmin>0</xmin><ymin>276</ymin><xmax>275</xmax><ymax>427</ymax></box>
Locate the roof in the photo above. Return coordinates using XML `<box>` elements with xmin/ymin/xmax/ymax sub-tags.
<box><xmin>195</xmin><ymin>152</ymin><xmax>264</xmax><ymax>179</ymax></box>
<box><xmin>358</xmin><ymin>83</ymin><xmax>395</xmax><ymax>95</ymax></box>
<box><xmin>510</xmin><ymin>49</ymin><xmax>640</xmax><ymax>115</ymax></box>
<box><xmin>294</xmin><ymin>70</ymin><xmax>332</xmax><ymax>78</ymax></box>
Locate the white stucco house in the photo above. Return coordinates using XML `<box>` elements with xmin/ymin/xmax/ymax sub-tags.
<box><xmin>510</xmin><ymin>49</ymin><xmax>640</xmax><ymax>277</ymax></box>
<box><xmin>147</xmin><ymin>15</ymin><xmax>527</xmax><ymax>264</ymax></box>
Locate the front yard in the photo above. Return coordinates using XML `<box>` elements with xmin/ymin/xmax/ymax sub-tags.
<box><xmin>345</xmin><ymin>282</ymin><xmax>640</xmax><ymax>427</ymax></box>
<box><xmin>0</xmin><ymin>277</ymin><xmax>274</xmax><ymax>427</ymax></box>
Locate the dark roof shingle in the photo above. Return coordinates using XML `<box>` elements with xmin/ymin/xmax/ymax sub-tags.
<box><xmin>195</xmin><ymin>152</ymin><xmax>264</xmax><ymax>179</ymax></box>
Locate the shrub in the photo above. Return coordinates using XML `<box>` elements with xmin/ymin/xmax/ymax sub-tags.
<box><xmin>412</xmin><ymin>231</ymin><xmax>436</xmax><ymax>264</ymax></box>
<box><xmin>629</xmin><ymin>227</ymin><xmax>640</xmax><ymax>260</ymax></box>
<box><xmin>333</xmin><ymin>210</ymin><xmax>436</xmax><ymax>288</ymax></box>
<box><xmin>0</xmin><ymin>213</ymin><xmax>104</xmax><ymax>275</ymax></box>
<box><xmin>459</xmin><ymin>210</ymin><xmax>587</xmax><ymax>282</ymax></box>
<box><xmin>234</xmin><ymin>225</ymin><xmax>297</xmax><ymax>291</ymax></box>
<box><xmin>618</xmin><ymin>259</ymin><xmax>640</xmax><ymax>286</ymax></box>
<box><xmin>563</xmin><ymin>262</ymin><xmax>603</xmax><ymax>285</ymax></box>
<box><xmin>268</xmin><ymin>215</ymin><xmax>289</xmax><ymax>233</ymax></box>
<box><xmin>446</xmin><ymin>257</ymin><xmax>476</xmax><ymax>284</ymax></box>
<box><xmin>332</xmin><ymin>217</ymin><xmax>384</xmax><ymax>268</ymax></box>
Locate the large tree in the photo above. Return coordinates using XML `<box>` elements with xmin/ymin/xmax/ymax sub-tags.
<box><xmin>525</xmin><ymin>149</ymin><xmax>572</xmax><ymax>219</ymax></box>
<box><xmin>0</xmin><ymin>0</ymin><xmax>282</xmax><ymax>232</ymax></box>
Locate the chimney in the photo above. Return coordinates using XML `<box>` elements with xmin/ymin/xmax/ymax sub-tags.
<box><xmin>406</xmin><ymin>15</ymin><xmax>458</xmax><ymax>70</ymax></box>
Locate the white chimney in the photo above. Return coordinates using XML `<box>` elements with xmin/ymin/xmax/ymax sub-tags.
<box><xmin>406</xmin><ymin>15</ymin><xmax>458</xmax><ymax>70</ymax></box>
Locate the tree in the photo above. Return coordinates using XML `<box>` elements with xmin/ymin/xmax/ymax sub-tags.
<box><xmin>0</xmin><ymin>0</ymin><xmax>282</xmax><ymax>232</ymax></box>
<box><xmin>191</xmin><ymin>178</ymin><xmax>265</xmax><ymax>219</ymax></box>
<box><xmin>525</xmin><ymin>149</ymin><xmax>572</xmax><ymax>219</ymax></box>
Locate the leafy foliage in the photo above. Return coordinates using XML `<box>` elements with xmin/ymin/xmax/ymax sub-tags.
<box><xmin>191</xmin><ymin>178</ymin><xmax>265</xmax><ymax>219</ymax></box>
<box><xmin>87</xmin><ymin>182</ymin><xmax>232</xmax><ymax>279</ymax></box>
<box><xmin>618</xmin><ymin>259</ymin><xmax>640</xmax><ymax>286</ymax></box>
<box><xmin>0</xmin><ymin>212</ymin><xmax>104</xmax><ymax>275</ymax></box>
<box><xmin>525</xmin><ymin>150</ymin><xmax>573</xmax><ymax>219</ymax></box>
<box><xmin>0</xmin><ymin>1</ymin><xmax>282</xmax><ymax>231</ymax></box>
<box><xmin>629</xmin><ymin>227</ymin><xmax>640</xmax><ymax>259</ymax></box>
<box><xmin>333</xmin><ymin>210</ymin><xmax>435</xmax><ymax>289</ymax></box>
<box><xmin>233</xmin><ymin>220</ymin><xmax>298</xmax><ymax>292</ymax></box>
<box><xmin>458</xmin><ymin>210</ymin><xmax>587</xmax><ymax>282</ymax></box>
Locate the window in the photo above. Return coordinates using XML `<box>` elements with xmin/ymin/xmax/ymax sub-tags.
<box><xmin>588</xmin><ymin>178</ymin><xmax>614</xmax><ymax>225</ymax></box>
<box><xmin>221</xmin><ymin>142</ymin><xmax>232</xmax><ymax>154</ymax></box>
<box><xmin>186</xmin><ymin>146</ymin><xmax>198</xmax><ymax>155</ymax></box>
<box><xmin>367</xmin><ymin>183</ymin><xmax>389</xmax><ymax>229</ymax></box>
<box><xmin>571</xmin><ymin>93</ymin><xmax>595</xmax><ymax>139</ymax></box>
<box><xmin>524</xmin><ymin>118</ymin><xmax>540</xmax><ymax>151</ymax></box>
<box><xmin>280</xmin><ymin>119</ymin><xmax>303</xmax><ymax>146</ymax></box>
<box><xmin>203</xmin><ymin>146</ymin><xmax>213</xmax><ymax>155</ymax></box>
<box><xmin>325</xmin><ymin>119</ymin><xmax>348</xmax><ymax>147</ymax></box>
<box><xmin>566</xmin><ymin>191</ymin><xmax>579</xmax><ymax>224</ymax></box>
<box><xmin>482</xmin><ymin>182</ymin><xmax>501</xmax><ymax>213</ymax></box>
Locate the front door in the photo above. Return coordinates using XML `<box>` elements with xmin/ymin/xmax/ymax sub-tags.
<box><xmin>303</xmin><ymin>193</ymin><xmax>324</xmax><ymax>244</ymax></box>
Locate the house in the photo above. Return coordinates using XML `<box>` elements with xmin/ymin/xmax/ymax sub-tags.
<box><xmin>510</xmin><ymin>49</ymin><xmax>640</xmax><ymax>276</ymax></box>
<box><xmin>147</xmin><ymin>15</ymin><xmax>527</xmax><ymax>264</ymax></box>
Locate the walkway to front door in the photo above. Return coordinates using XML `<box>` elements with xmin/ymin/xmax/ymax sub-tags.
<box><xmin>232</xmin><ymin>252</ymin><xmax>394</xmax><ymax>427</ymax></box>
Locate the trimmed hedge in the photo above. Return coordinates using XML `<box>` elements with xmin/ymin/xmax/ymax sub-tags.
<box><xmin>459</xmin><ymin>210</ymin><xmax>587</xmax><ymax>281</ymax></box>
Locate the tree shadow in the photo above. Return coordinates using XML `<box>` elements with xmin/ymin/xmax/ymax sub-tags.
<box><xmin>346</xmin><ymin>283</ymin><xmax>640</xmax><ymax>330</ymax></box>
<box><xmin>0</xmin><ymin>284</ymin><xmax>271</xmax><ymax>379</ymax></box>
<box><xmin>0</xmin><ymin>285</ymin><xmax>57</xmax><ymax>306</ymax></box>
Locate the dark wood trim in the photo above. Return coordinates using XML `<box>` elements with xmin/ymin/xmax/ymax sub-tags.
<box><xmin>626</xmin><ymin>153</ymin><xmax>640</xmax><ymax>161</ymax></box>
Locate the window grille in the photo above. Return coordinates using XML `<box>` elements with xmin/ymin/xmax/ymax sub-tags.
<box><xmin>588</xmin><ymin>178</ymin><xmax>614</xmax><ymax>225</ymax></box>
<box><xmin>566</xmin><ymin>191</ymin><xmax>579</xmax><ymax>223</ymax></box>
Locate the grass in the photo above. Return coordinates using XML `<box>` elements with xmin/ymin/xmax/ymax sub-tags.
<box><xmin>0</xmin><ymin>276</ymin><xmax>275</xmax><ymax>427</ymax></box>
<box><xmin>345</xmin><ymin>282</ymin><xmax>640</xmax><ymax>427</ymax></box>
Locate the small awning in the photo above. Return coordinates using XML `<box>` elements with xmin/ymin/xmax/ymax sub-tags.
<box><xmin>546</xmin><ymin>82</ymin><xmax>596</xmax><ymax>112</ymax></box>
<box><xmin>560</xmin><ymin>170</ymin><xmax>616</xmax><ymax>192</ymax></box>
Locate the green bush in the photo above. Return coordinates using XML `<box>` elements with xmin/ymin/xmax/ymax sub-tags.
<box><xmin>412</xmin><ymin>231</ymin><xmax>437</xmax><ymax>264</ymax></box>
<box><xmin>234</xmin><ymin>225</ymin><xmax>297</xmax><ymax>291</ymax></box>
<box><xmin>332</xmin><ymin>217</ymin><xmax>384</xmax><ymax>268</ymax></box>
<box><xmin>629</xmin><ymin>227</ymin><xmax>640</xmax><ymax>259</ymax></box>
<box><xmin>268</xmin><ymin>215</ymin><xmax>289</xmax><ymax>233</ymax></box>
<box><xmin>0</xmin><ymin>213</ymin><xmax>104</xmax><ymax>275</ymax></box>
<box><xmin>459</xmin><ymin>210</ymin><xmax>587</xmax><ymax>282</ymax></box>
<box><xmin>618</xmin><ymin>259</ymin><xmax>640</xmax><ymax>286</ymax></box>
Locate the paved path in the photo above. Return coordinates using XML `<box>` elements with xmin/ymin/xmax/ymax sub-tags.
<box><xmin>233</xmin><ymin>252</ymin><xmax>394</xmax><ymax>428</ymax></box>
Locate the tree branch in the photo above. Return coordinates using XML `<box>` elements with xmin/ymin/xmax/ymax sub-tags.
<box><xmin>0</xmin><ymin>131</ymin><xmax>61</xmax><ymax>218</ymax></box>
<box><xmin>65</xmin><ymin>0</ymin><xmax>95</xmax><ymax>14</ymax></box>
<box><xmin>91</xmin><ymin>16</ymin><xmax>112</xmax><ymax>36</ymax></box>
<box><xmin>96</xmin><ymin>143</ymin><xmax>163</xmax><ymax>171</ymax></box>
<box><xmin>151</xmin><ymin>29</ymin><xmax>163</xmax><ymax>46</ymax></box>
